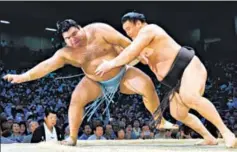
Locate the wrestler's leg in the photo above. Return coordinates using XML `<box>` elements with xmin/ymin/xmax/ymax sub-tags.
<box><xmin>170</xmin><ymin>92</ymin><xmax>217</xmax><ymax>145</ymax></box>
<box><xmin>119</xmin><ymin>66</ymin><xmax>177</xmax><ymax>129</ymax></box>
<box><xmin>62</xmin><ymin>76</ymin><xmax>102</xmax><ymax>145</ymax></box>
<box><xmin>179</xmin><ymin>56</ymin><xmax>236</xmax><ymax>147</ymax></box>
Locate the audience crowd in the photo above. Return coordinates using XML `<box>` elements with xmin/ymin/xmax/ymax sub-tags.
<box><xmin>1</xmin><ymin>42</ymin><xmax>237</xmax><ymax>144</ymax></box>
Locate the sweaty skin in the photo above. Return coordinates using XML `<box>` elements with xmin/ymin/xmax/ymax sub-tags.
<box><xmin>96</xmin><ymin>24</ymin><xmax>181</xmax><ymax>80</ymax></box>
<box><xmin>95</xmin><ymin>22</ymin><xmax>237</xmax><ymax>148</ymax></box>
<box><xmin>3</xmin><ymin>23</ymin><xmax>177</xmax><ymax>146</ymax></box>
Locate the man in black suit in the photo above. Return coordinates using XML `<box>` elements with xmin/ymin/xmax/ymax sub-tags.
<box><xmin>31</xmin><ymin>109</ymin><xmax>64</xmax><ymax>143</ymax></box>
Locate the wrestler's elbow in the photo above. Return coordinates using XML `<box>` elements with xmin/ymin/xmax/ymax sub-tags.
<box><xmin>45</xmin><ymin>58</ymin><xmax>65</xmax><ymax>73</ymax></box>
<box><xmin>32</xmin><ymin>59</ymin><xmax>64</xmax><ymax>79</ymax></box>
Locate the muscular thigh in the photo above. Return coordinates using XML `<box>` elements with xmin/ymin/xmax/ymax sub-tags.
<box><xmin>71</xmin><ymin>76</ymin><xmax>102</xmax><ymax>107</ymax></box>
<box><xmin>119</xmin><ymin>66</ymin><xmax>155</xmax><ymax>95</ymax></box>
<box><xmin>170</xmin><ymin>93</ymin><xmax>189</xmax><ymax>120</ymax></box>
<box><xmin>179</xmin><ymin>56</ymin><xmax>207</xmax><ymax>96</ymax></box>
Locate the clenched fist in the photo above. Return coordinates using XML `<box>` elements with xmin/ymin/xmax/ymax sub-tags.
<box><xmin>3</xmin><ymin>74</ymin><xmax>29</xmax><ymax>84</ymax></box>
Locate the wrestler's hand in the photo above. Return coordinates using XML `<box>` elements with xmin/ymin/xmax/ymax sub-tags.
<box><xmin>2</xmin><ymin>74</ymin><xmax>29</xmax><ymax>84</ymax></box>
<box><xmin>95</xmin><ymin>60</ymin><xmax>115</xmax><ymax>77</ymax></box>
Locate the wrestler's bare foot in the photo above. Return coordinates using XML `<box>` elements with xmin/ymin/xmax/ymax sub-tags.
<box><xmin>61</xmin><ymin>136</ymin><xmax>77</xmax><ymax>146</ymax></box>
<box><xmin>195</xmin><ymin>138</ymin><xmax>218</xmax><ymax>146</ymax></box>
<box><xmin>157</xmin><ymin>119</ymin><xmax>179</xmax><ymax>130</ymax></box>
<box><xmin>222</xmin><ymin>131</ymin><xmax>237</xmax><ymax>148</ymax></box>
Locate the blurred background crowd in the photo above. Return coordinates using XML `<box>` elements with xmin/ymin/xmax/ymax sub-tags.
<box><xmin>1</xmin><ymin>1</ymin><xmax>237</xmax><ymax>144</ymax></box>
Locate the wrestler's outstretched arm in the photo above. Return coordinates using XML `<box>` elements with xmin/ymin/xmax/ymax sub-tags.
<box><xmin>3</xmin><ymin>49</ymin><xmax>66</xmax><ymax>83</ymax></box>
<box><xmin>95</xmin><ymin>26</ymin><xmax>154</xmax><ymax>75</ymax></box>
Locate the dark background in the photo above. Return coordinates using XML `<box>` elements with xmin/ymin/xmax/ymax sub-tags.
<box><xmin>0</xmin><ymin>1</ymin><xmax>237</xmax><ymax>73</ymax></box>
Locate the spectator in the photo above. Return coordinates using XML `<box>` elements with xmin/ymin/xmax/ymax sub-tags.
<box><xmin>8</xmin><ymin>122</ymin><xmax>23</xmax><ymax>142</ymax></box>
<box><xmin>140</xmin><ymin>125</ymin><xmax>154</xmax><ymax>139</ymax></box>
<box><xmin>111</xmin><ymin>121</ymin><xmax>120</xmax><ymax>133</ymax></box>
<box><xmin>132</xmin><ymin>119</ymin><xmax>141</xmax><ymax>139</ymax></box>
<box><xmin>7</xmin><ymin>116</ymin><xmax>14</xmax><ymax>128</ymax></box>
<box><xmin>116</xmin><ymin>128</ymin><xmax>126</xmax><ymax>140</ymax></box>
<box><xmin>31</xmin><ymin>109</ymin><xmax>64</xmax><ymax>143</ymax></box>
<box><xmin>1</xmin><ymin>59</ymin><xmax>237</xmax><ymax>142</ymax></box>
<box><xmin>78</xmin><ymin>124</ymin><xmax>92</xmax><ymax>140</ymax></box>
<box><xmin>88</xmin><ymin>124</ymin><xmax>106</xmax><ymax>140</ymax></box>
<box><xmin>19</xmin><ymin>121</ymin><xmax>28</xmax><ymax>136</ymax></box>
<box><xmin>104</xmin><ymin>124</ymin><xmax>116</xmax><ymax>140</ymax></box>
<box><xmin>0</xmin><ymin>126</ymin><xmax>15</xmax><ymax>144</ymax></box>
<box><xmin>22</xmin><ymin>121</ymin><xmax>39</xmax><ymax>143</ymax></box>
<box><xmin>176</xmin><ymin>125</ymin><xmax>192</xmax><ymax>139</ymax></box>
<box><xmin>1</xmin><ymin>119</ymin><xmax>12</xmax><ymax>135</ymax></box>
<box><xmin>125</xmin><ymin>124</ymin><xmax>137</xmax><ymax>139</ymax></box>
<box><xmin>164</xmin><ymin>130</ymin><xmax>173</xmax><ymax>139</ymax></box>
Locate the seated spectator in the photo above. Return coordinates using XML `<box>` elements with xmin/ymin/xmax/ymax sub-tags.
<box><xmin>125</xmin><ymin>124</ymin><xmax>137</xmax><ymax>139</ymax></box>
<box><xmin>104</xmin><ymin>124</ymin><xmax>116</xmax><ymax>140</ymax></box>
<box><xmin>132</xmin><ymin>119</ymin><xmax>141</xmax><ymax>139</ymax></box>
<box><xmin>227</xmin><ymin>98</ymin><xmax>237</xmax><ymax>110</ymax></box>
<box><xmin>176</xmin><ymin>125</ymin><xmax>192</xmax><ymax>139</ymax></box>
<box><xmin>120</xmin><ymin>117</ymin><xmax>127</xmax><ymax>125</ymax></box>
<box><xmin>88</xmin><ymin>124</ymin><xmax>106</xmax><ymax>140</ymax></box>
<box><xmin>1</xmin><ymin>119</ymin><xmax>11</xmax><ymax>134</ymax></box>
<box><xmin>116</xmin><ymin>128</ymin><xmax>126</xmax><ymax>140</ymax></box>
<box><xmin>78</xmin><ymin>124</ymin><xmax>92</xmax><ymax>140</ymax></box>
<box><xmin>111</xmin><ymin>121</ymin><xmax>120</xmax><ymax>133</ymax></box>
<box><xmin>8</xmin><ymin>122</ymin><xmax>24</xmax><ymax>142</ymax></box>
<box><xmin>6</xmin><ymin>116</ymin><xmax>14</xmax><ymax>128</ymax></box>
<box><xmin>91</xmin><ymin>118</ymin><xmax>103</xmax><ymax>130</ymax></box>
<box><xmin>19</xmin><ymin>121</ymin><xmax>28</xmax><ymax>136</ymax></box>
<box><xmin>140</xmin><ymin>125</ymin><xmax>154</xmax><ymax>139</ymax></box>
<box><xmin>31</xmin><ymin>109</ymin><xmax>64</xmax><ymax>143</ymax></box>
<box><xmin>0</xmin><ymin>60</ymin><xmax>236</xmax><ymax>142</ymax></box>
<box><xmin>228</xmin><ymin>116</ymin><xmax>236</xmax><ymax>130</ymax></box>
<box><xmin>118</xmin><ymin>121</ymin><xmax>126</xmax><ymax>129</ymax></box>
<box><xmin>0</xmin><ymin>126</ymin><xmax>15</xmax><ymax>144</ymax></box>
<box><xmin>22</xmin><ymin>121</ymin><xmax>39</xmax><ymax>143</ymax></box>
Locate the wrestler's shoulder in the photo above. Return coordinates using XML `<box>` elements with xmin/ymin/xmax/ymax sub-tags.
<box><xmin>140</xmin><ymin>24</ymin><xmax>166</xmax><ymax>37</ymax></box>
<box><xmin>55</xmin><ymin>47</ymin><xmax>72</xmax><ymax>56</ymax></box>
<box><xmin>143</xmin><ymin>24</ymin><xmax>163</xmax><ymax>31</ymax></box>
<box><xmin>57</xmin><ymin>46</ymin><xmax>71</xmax><ymax>52</ymax></box>
<box><xmin>84</xmin><ymin>22</ymin><xmax>113</xmax><ymax>30</ymax></box>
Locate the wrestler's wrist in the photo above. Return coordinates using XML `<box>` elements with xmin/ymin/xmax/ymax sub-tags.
<box><xmin>21</xmin><ymin>72</ymin><xmax>31</xmax><ymax>82</ymax></box>
<box><xmin>110</xmin><ymin>60</ymin><xmax>117</xmax><ymax>68</ymax></box>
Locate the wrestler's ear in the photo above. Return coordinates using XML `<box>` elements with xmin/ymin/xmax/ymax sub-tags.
<box><xmin>135</xmin><ymin>20</ymin><xmax>142</xmax><ymax>27</ymax></box>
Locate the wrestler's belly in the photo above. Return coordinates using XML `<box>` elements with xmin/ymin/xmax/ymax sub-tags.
<box><xmin>82</xmin><ymin>55</ymin><xmax>123</xmax><ymax>82</ymax></box>
<box><xmin>146</xmin><ymin>44</ymin><xmax>180</xmax><ymax>81</ymax></box>
<box><xmin>150</xmin><ymin>59</ymin><xmax>175</xmax><ymax>81</ymax></box>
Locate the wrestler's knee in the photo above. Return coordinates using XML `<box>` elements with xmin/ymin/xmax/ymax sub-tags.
<box><xmin>170</xmin><ymin>105</ymin><xmax>188</xmax><ymax>121</ymax></box>
<box><xmin>70</xmin><ymin>91</ymin><xmax>87</xmax><ymax>108</ymax></box>
<box><xmin>179</xmin><ymin>91</ymin><xmax>202</xmax><ymax>109</ymax></box>
<box><xmin>172</xmin><ymin>112</ymin><xmax>188</xmax><ymax>121</ymax></box>
<box><xmin>127</xmin><ymin>75</ymin><xmax>155</xmax><ymax>96</ymax></box>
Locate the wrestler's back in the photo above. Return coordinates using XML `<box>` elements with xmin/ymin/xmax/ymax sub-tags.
<box><xmin>140</xmin><ymin>24</ymin><xmax>182</xmax><ymax>81</ymax></box>
<box><xmin>63</xmin><ymin>24</ymin><xmax>123</xmax><ymax>82</ymax></box>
